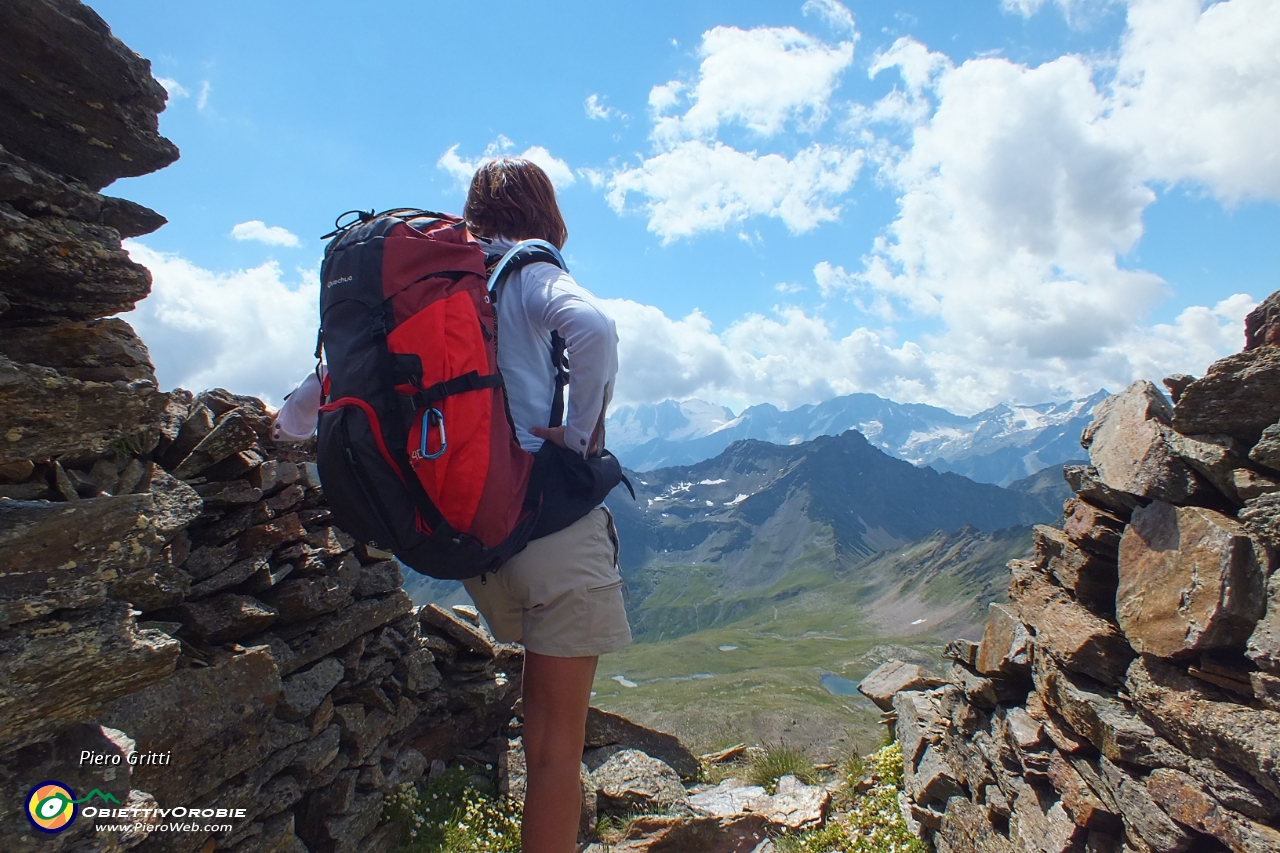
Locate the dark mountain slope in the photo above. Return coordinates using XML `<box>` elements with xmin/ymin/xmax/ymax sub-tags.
<box><xmin>608</xmin><ymin>429</ymin><xmax>1055</xmax><ymax>568</ymax></box>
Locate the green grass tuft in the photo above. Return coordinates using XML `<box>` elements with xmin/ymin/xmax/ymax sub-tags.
<box><xmin>747</xmin><ymin>742</ymin><xmax>818</xmax><ymax>793</ymax></box>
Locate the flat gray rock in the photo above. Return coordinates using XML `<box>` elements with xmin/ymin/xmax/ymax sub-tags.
<box><xmin>592</xmin><ymin>748</ymin><xmax>687</xmax><ymax>816</ymax></box>
<box><xmin>688</xmin><ymin>779</ymin><xmax>767</xmax><ymax>816</ymax></box>
<box><xmin>857</xmin><ymin>659</ymin><xmax>945</xmax><ymax>711</ymax></box>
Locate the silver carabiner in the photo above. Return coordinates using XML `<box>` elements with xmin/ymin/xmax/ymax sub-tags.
<box><xmin>420</xmin><ymin>408</ymin><xmax>446</xmax><ymax>459</ymax></box>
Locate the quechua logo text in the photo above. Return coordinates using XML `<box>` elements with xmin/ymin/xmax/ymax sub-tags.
<box><xmin>26</xmin><ymin>783</ymin><xmax>120</xmax><ymax>833</ymax></box>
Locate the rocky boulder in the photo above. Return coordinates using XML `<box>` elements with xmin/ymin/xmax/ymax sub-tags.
<box><xmin>99</xmin><ymin>647</ymin><xmax>281</xmax><ymax>804</ymax></box>
<box><xmin>752</xmin><ymin>775</ymin><xmax>830</xmax><ymax>830</ymax></box>
<box><xmin>1246</xmin><ymin>291</ymin><xmax>1280</xmax><ymax>351</ymax></box>
<box><xmin>1126</xmin><ymin>656</ymin><xmax>1280</xmax><ymax>800</ymax></box>
<box><xmin>0</xmin><ymin>210</ymin><xmax>158</xmax><ymax>324</ymax></box>
<box><xmin>0</xmin><ymin>601</ymin><xmax>178</xmax><ymax>753</ymax></box>
<box><xmin>687</xmin><ymin>776</ymin><xmax>830</xmax><ymax>830</ymax></box>
<box><xmin>1117</xmin><ymin>501</ymin><xmax>1266</xmax><ymax>658</ymax></box>
<box><xmin>1250</xmin><ymin>423</ymin><xmax>1280</xmax><ymax>472</ymax></box>
<box><xmin>0</xmin><ymin>354</ymin><xmax>166</xmax><ymax>464</ymax></box>
<box><xmin>586</xmin><ymin>706</ymin><xmax>700</xmax><ymax>780</ymax></box>
<box><xmin>858</xmin><ymin>659</ymin><xmax>946</xmax><ymax>711</ymax></box>
<box><xmin>1062</xmin><ymin>463</ymin><xmax>1142</xmax><ymax>518</ymax></box>
<box><xmin>583</xmin><ymin>814</ymin><xmax>770</xmax><ymax>853</ymax></box>
<box><xmin>976</xmin><ymin>603</ymin><xmax>1032</xmax><ymax>678</ymax></box>
<box><xmin>1173</xmin><ymin>346</ymin><xmax>1280</xmax><ymax>444</ymax></box>
<box><xmin>591</xmin><ymin>749</ymin><xmax>687</xmax><ymax>816</ymax></box>
<box><xmin>687</xmin><ymin>780</ymin><xmax>768</xmax><ymax>817</ymax></box>
<box><xmin>935</xmin><ymin>796</ymin><xmax>1017</xmax><ymax>853</ymax></box>
<box><xmin>1147</xmin><ymin>768</ymin><xmax>1280</xmax><ymax>853</ymax></box>
<box><xmin>1007</xmin><ymin>560</ymin><xmax>1133</xmax><ymax>686</ymax></box>
<box><xmin>0</xmin><ymin>0</ymin><xmax>178</xmax><ymax>190</ymax></box>
<box><xmin>1031</xmin><ymin>524</ymin><xmax>1118</xmax><ymax>605</ymax></box>
<box><xmin>0</xmin><ymin>318</ymin><xmax>157</xmax><ymax>383</ymax></box>
<box><xmin>1248</xmin><ymin>569</ymin><xmax>1280</xmax><ymax>673</ymax></box>
<box><xmin>1165</xmin><ymin>431</ymin><xmax>1252</xmax><ymax>505</ymax></box>
<box><xmin>1239</xmin><ymin>493</ymin><xmax>1280</xmax><ymax>552</ymax></box>
<box><xmin>1081</xmin><ymin>381</ymin><xmax>1207</xmax><ymax>504</ymax></box>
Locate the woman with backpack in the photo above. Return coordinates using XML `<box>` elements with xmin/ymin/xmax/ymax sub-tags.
<box><xmin>460</xmin><ymin>158</ymin><xmax>631</xmax><ymax>852</ymax></box>
<box><xmin>275</xmin><ymin>158</ymin><xmax>628</xmax><ymax>852</ymax></box>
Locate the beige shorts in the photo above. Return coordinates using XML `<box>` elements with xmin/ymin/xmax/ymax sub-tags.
<box><xmin>462</xmin><ymin>506</ymin><xmax>632</xmax><ymax>658</ymax></box>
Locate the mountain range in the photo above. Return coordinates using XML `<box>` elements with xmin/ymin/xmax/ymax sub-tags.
<box><xmin>606</xmin><ymin>390</ymin><xmax>1108</xmax><ymax>486</ymax></box>
<box><xmin>403</xmin><ymin>427</ymin><xmax>1069</xmax><ymax>637</ymax></box>
<box><xmin>602</xmin><ymin>429</ymin><xmax>1059</xmax><ymax>641</ymax></box>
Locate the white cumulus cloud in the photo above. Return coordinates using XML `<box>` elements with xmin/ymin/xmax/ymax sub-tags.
<box><xmin>1107</xmin><ymin>0</ymin><xmax>1280</xmax><ymax>203</ymax></box>
<box><xmin>438</xmin><ymin>137</ymin><xmax>576</xmax><ymax>190</ymax></box>
<box><xmin>607</xmin><ymin>17</ymin><xmax>863</xmax><ymax>241</ymax></box>
<box><xmin>606</xmin><ymin>140</ymin><xmax>862</xmax><ymax>242</ymax></box>
<box><xmin>651</xmin><ymin>24</ymin><xmax>855</xmax><ymax>144</ymax></box>
<box><xmin>231</xmin><ymin>220</ymin><xmax>302</xmax><ymax>247</ymax></box>
<box><xmin>196</xmin><ymin>80</ymin><xmax>211</xmax><ymax>111</ymax></box>
<box><xmin>121</xmin><ymin>242</ymin><xmax>320</xmax><ymax>406</ymax></box>
<box><xmin>604</xmin><ymin>298</ymin><xmax>932</xmax><ymax>411</ymax></box>
<box><xmin>813</xmin><ymin>0</ymin><xmax>1272</xmax><ymax>411</ymax></box>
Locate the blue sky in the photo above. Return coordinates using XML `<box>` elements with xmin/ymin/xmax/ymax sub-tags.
<box><xmin>96</xmin><ymin>0</ymin><xmax>1280</xmax><ymax>414</ymax></box>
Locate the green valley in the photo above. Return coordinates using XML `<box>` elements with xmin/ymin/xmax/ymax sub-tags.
<box><xmin>591</xmin><ymin>525</ymin><xmax>1035</xmax><ymax>760</ymax></box>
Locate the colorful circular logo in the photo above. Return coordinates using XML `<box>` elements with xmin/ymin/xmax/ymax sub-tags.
<box><xmin>26</xmin><ymin>782</ymin><xmax>77</xmax><ymax>833</ymax></box>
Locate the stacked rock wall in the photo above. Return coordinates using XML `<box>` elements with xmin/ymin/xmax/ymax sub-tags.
<box><xmin>0</xmin><ymin>4</ymin><xmax>520</xmax><ymax>852</ymax></box>
<box><xmin>886</xmin><ymin>294</ymin><xmax>1280</xmax><ymax>853</ymax></box>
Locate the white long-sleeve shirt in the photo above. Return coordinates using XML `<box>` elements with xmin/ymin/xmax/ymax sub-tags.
<box><xmin>488</xmin><ymin>236</ymin><xmax>619</xmax><ymax>458</ymax></box>
<box><xmin>273</xmin><ymin>238</ymin><xmax>619</xmax><ymax>460</ymax></box>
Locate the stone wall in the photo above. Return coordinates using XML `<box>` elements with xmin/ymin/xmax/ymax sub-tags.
<box><xmin>879</xmin><ymin>294</ymin><xmax>1280</xmax><ymax>853</ymax></box>
<box><xmin>0</xmin><ymin>3</ymin><xmax>520</xmax><ymax>852</ymax></box>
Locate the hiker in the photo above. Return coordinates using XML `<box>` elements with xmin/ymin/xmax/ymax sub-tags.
<box><xmin>461</xmin><ymin>158</ymin><xmax>631</xmax><ymax>852</ymax></box>
<box><xmin>273</xmin><ymin>159</ymin><xmax>630</xmax><ymax>853</ymax></box>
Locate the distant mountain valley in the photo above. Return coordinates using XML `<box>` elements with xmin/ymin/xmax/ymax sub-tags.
<box><xmin>403</xmin><ymin>425</ymin><xmax>1082</xmax><ymax>755</ymax></box>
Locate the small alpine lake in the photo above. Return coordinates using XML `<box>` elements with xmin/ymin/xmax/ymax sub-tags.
<box><xmin>819</xmin><ymin>673</ymin><xmax>861</xmax><ymax>696</ymax></box>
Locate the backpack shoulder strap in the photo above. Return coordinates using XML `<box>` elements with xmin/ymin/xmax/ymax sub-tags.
<box><xmin>486</xmin><ymin>239</ymin><xmax>567</xmax><ymax>301</ymax></box>
<box><xmin>485</xmin><ymin>240</ymin><xmax>572</xmax><ymax>429</ymax></box>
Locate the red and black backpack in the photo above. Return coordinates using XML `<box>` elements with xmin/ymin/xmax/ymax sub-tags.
<box><xmin>314</xmin><ymin>209</ymin><xmax>628</xmax><ymax>580</ymax></box>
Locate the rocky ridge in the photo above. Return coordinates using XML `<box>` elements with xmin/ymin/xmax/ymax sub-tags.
<box><xmin>873</xmin><ymin>293</ymin><xmax>1280</xmax><ymax>853</ymax></box>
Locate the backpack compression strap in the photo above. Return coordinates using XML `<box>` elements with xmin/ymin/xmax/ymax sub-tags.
<box><xmin>549</xmin><ymin>331</ymin><xmax>568</xmax><ymax>429</ymax></box>
<box><xmin>402</xmin><ymin>370</ymin><xmax>505</xmax><ymax>412</ymax></box>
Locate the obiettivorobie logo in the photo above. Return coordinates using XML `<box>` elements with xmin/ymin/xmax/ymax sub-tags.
<box><xmin>25</xmin><ymin>779</ymin><xmax>248</xmax><ymax>837</ymax></box>
<box><xmin>26</xmin><ymin>782</ymin><xmax>120</xmax><ymax>834</ymax></box>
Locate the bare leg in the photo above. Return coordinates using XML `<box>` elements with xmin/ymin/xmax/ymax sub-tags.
<box><xmin>520</xmin><ymin>650</ymin><xmax>598</xmax><ymax>853</ymax></box>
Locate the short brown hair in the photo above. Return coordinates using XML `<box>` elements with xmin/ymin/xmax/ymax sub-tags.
<box><xmin>463</xmin><ymin>159</ymin><xmax>568</xmax><ymax>249</ymax></box>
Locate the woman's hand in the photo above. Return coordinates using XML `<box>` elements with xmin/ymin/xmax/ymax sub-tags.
<box><xmin>529</xmin><ymin>425</ymin><xmax>569</xmax><ymax>449</ymax></box>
